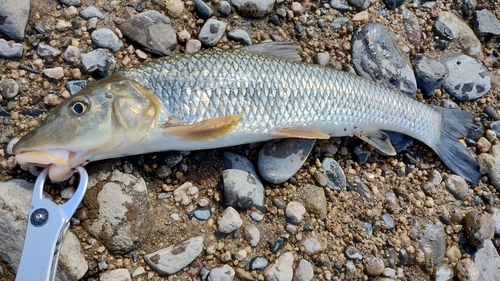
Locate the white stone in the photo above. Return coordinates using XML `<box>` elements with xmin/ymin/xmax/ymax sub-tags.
<box><xmin>218</xmin><ymin>207</ymin><xmax>243</xmax><ymax>233</ymax></box>
<box><xmin>208</xmin><ymin>264</ymin><xmax>235</xmax><ymax>281</ymax></box>
<box><xmin>293</xmin><ymin>259</ymin><xmax>314</xmax><ymax>281</ymax></box>
<box><xmin>100</xmin><ymin>268</ymin><xmax>132</xmax><ymax>281</ymax></box>
<box><xmin>285</xmin><ymin>201</ymin><xmax>306</xmax><ymax>224</ymax></box>
<box><xmin>265</xmin><ymin>252</ymin><xmax>294</xmax><ymax>281</ymax></box>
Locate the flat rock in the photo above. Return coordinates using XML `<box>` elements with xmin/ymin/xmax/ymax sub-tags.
<box><xmin>119</xmin><ymin>10</ymin><xmax>177</xmax><ymax>56</ymax></box>
<box><xmin>222</xmin><ymin>169</ymin><xmax>265</xmax><ymax>209</ymax></box>
<box><xmin>230</xmin><ymin>0</ymin><xmax>274</xmax><ymax>18</ymax></box>
<box><xmin>401</xmin><ymin>6</ymin><xmax>420</xmax><ymax>47</ymax></box>
<box><xmin>352</xmin><ymin>23</ymin><xmax>417</xmax><ymax>97</ymax></box>
<box><xmin>91</xmin><ymin>28</ymin><xmax>123</xmax><ymax>53</ymax></box>
<box><xmin>43</xmin><ymin>67</ymin><xmax>65</xmax><ymax>80</ymax></box>
<box><xmin>144</xmin><ymin>236</ymin><xmax>204</xmax><ymax>275</ymax></box>
<box><xmin>0</xmin><ymin>180</ymin><xmax>87</xmax><ymax>280</ymax></box>
<box><xmin>414</xmin><ymin>54</ymin><xmax>447</xmax><ymax>97</ymax></box>
<box><xmin>82</xmin><ymin>165</ymin><xmax>151</xmax><ymax>253</ymax></box>
<box><xmin>328</xmin><ymin>0</ymin><xmax>350</xmax><ymax>12</ymax></box>
<box><xmin>258</xmin><ymin>139</ymin><xmax>315</xmax><ymax>184</ymax></box>
<box><xmin>81</xmin><ymin>48</ymin><xmax>116</xmax><ymax>77</ymax></box>
<box><xmin>474</xmin><ymin>9</ymin><xmax>500</xmax><ymax>37</ymax></box>
<box><xmin>37</xmin><ymin>43</ymin><xmax>62</xmax><ymax>61</ymax></box>
<box><xmin>441</xmin><ymin>54</ymin><xmax>490</xmax><ymax>101</ymax></box>
<box><xmin>264</xmin><ymin>252</ymin><xmax>294</xmax><ymax>281</ymax></box>
<box><xmin>438</xmin><ymin>11</ymin><xmax>483</xmax><ymax>59</ymax></box>
<box><xmin>198</xmin><ymin>19</ymin><xmax>226</xmax><ymax>47</ymax></box>
<box><xmin>418</xmin><ymin>220</ymin><xmax>446</xmax><ymax>266</ymax></box>
<box><xmin>348</xmin><ymin>0</ymin><xmax>376</xmax><ymax>10</ymax></box>
<box><xmin>0</xmin><ymin>38</ymin><xmax>23</xmax><ymax>58</ymax></box>
<box><xmin>472</xmin><ymin>239</ymin><xmax>500</xmax><ymax>281</ymax></box>
<box><xmin>0</xmin><ymin>0</ymin><xmax>30</xmax><ymax>40</ymax></box>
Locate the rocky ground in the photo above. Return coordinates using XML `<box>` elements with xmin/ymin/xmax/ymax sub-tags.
<box><xmin>1</xmin><ymin>0</ymin><xmax>500</xmax><ymax>280</ymax></box>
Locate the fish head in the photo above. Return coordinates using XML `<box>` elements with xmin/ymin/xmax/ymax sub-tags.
<box><xmin>12</xmin><ymin>74</ymin><xmax>161</xmax><ymax>181</ymax></box>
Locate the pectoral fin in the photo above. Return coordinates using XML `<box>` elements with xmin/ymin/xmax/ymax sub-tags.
<box><xmin>274</xmin><ymin>128</ymin><xmax>330</xmax><ymax>139</ymax></box>
<box><xmin>163</xmin><ymin>115</ymin><xmax>243</xmax><ymax>141</ymax></box>
<box><xmin>357</xmin><ymin>131</ymin><xmax>396</xmax><ymax>156</ymax></box>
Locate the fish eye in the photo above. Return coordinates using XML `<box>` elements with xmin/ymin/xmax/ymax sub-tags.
<box><xmin>70</xmin><ymin>100</ymin><xmax>89</xmax><ymax>115</ymax></box>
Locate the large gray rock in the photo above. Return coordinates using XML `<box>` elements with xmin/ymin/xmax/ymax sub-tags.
<box><xmin>352</xmin><ymin>23</ymin><xmax>417</xmax><ymax>97</ymax></box>
<box><xmin>82</xmin><ymin>165</ymin><xmax>151</xmax><ymax>254</ymax></box>
<box><xmin>119</xmin><ymin>11</ymin><xmax>177</xmax><ymax>56</ymax></box>
<box><xmin>474</xmin><ymin>9</ymin><xmax>500</xmax><ymax>37</ymax></box>
<box><xmin>441</xmin><ymin>54</ymin><xmax>490</xmax><ymax>101</ymax></box>
<box><xmin>144</xmin><ymin>236</ymin><xmax>204</xmax><ymax>275</ymax></box>
<box><xmin>0</xmin><ymin>0</ymin><xmax>30</xmax><ymax>40</ymax></box>
<box><xmin>0</xmin><ymin>180</ymin><xmax>87</xmax><ymax>280</ymax></box>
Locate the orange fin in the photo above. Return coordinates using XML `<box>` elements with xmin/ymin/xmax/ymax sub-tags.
<box><xmin>163</xmin><ymin>115</ymin><xmax>243</xmax><ymax>141</ymax></box>
<box><xmin>274</xmin><ymin>128</ymin><xmax>330</xmax><ymax>139</ymax></box>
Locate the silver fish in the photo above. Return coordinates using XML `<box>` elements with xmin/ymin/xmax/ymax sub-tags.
<box><xmin>12</xmin><ymin>43</ymin><xmax>480</xmax><ymax>183</ymax></box>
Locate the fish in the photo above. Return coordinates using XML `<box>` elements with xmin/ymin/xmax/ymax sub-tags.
<box><xmin>11</xmin><ymin>42</ymin><xmax>481</xmax><ymax>184</ymax></box>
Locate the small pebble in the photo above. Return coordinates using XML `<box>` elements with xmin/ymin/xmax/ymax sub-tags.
<box><xmin>80</xmin><ymin>6</ymin><xmax>105</xmax><ymax>20</ymax></box>
<box><xmin>218</xmin><ymin>206</ymin><xmax>243</xmax><ymax>233</ymax></box>
<box><xmin>0</xmin><ymin>79</ymin><xmax>19</xmax><ymax>99</ymax></box>
<box><xmin>364</xmin><ymin>255</ymin><xmax>385</xmax><ymax>276</ymax></box>
<box><xmin>285</xmin><ymin>201</ymin><xmax>306</xmax><ymax>224</ymax></box>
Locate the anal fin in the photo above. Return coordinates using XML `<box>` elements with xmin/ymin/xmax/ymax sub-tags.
<box><xmin>163</xmin><ymin>115</ymin><xmax>243</xmax><ymax>141</ymax></box>
<box><xmin>357</xmin><ymin>131</ymin><xmax>396</xmax><ymax>156</ymax></box>
<box><xmin>274</xmin><ymin>128</ymin><xmax>330</xmax><ymax>139</ymax></box>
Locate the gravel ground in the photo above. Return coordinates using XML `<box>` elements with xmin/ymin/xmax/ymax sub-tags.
<box><xmin>1</xmin><ymin>0</ymin><xmax>500</xmax><ymax>281</ymax></box>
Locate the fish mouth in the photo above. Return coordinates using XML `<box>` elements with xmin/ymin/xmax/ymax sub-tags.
<box><xmin>13</xmin><ymin>147</ymin><xmax>90</xmax><ymax>182</ymax></box>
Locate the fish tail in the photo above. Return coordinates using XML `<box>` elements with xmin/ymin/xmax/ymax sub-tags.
<box><xmin>431</xmin><ymin>108</ymin><xmax>481</xmax><ymax>184</ymax></box>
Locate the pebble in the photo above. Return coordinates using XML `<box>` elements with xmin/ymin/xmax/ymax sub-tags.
<box><xmin>132</xmin><ymin>266</ymin><xmax>146</xmax><ymax>277</ymax></box>
<box><xmin>285</xmin><ymin>201</ymin><xmax>306</xmax><ymax>224</ymax></box>
<box><xmin>414</xmin><ymin>54</ymin><xmax>447</xmax><ymax>97</ymax></box>
<box><xmin>194</xmin><ymin>0</ymin><xmax>212</xmax><ymax>19</ymax></box>
<box><xmin>177</xmin><ymin>29</ymin><xmax>191</xmax><ymax>43</ymax></box>
<box><xmin>294</xmin><ymin>259</ymin><xmax>314</xmax><ymax>281</ymax></box>
<box><xmin>484</xmin><ymin>107</ymin><xmax>500</xmax><ymax>121</ymax></box>
<box><xmin>55</xmin><ymin>19</ymin><xmax>71</xmax><ymax>31</ymax></box>
<box><xmin>208</xmin><ymin>264</ymin><xmax>235</xmax><ymax>281</ymax></box>
<box><xmin>401</xmin><ymin>5</ymin><xmax>420</xmax><ymax>47</ymax></box>
<box><xmin>461</xmin><ymin>0</ymin><xmax>476</xmax><ymax>18</ymax></box>
<box><xmin>474</xmin><ymin>9</ymin><xmax>500</xmax><ymax>37</ymax></box>
<box><xmin>418</xmin><ymin>220</ymin><xmax>445</xmax><ymax>266</ymax></box>
<box><xmin>462</xmin><ymin>211</ymin><xmax>495</xmax><ymax>247</ymax></box>
<box><xmin>345</xmin><ymin>261</ymin><xmax>357</xmax><ymax>277</ymax></box>
<box><xmin>186</xmin><ymin>39</ymin><xmax>202</xmax><ymax>53</ymax></box>
<box><xmin>472</xmin><ymin>239</ymin><xmax>500</xmax><ymax>281</ymax></box>
<box><xmin>173</xmin><ymin>182</ymin><xmax>199</xmax><ymax>206</ymax></box>
<box><xmin>64</xmin><ymin>45</ymin><xmax>81</xmax><ymax>63</ymax></box>
<box><xmin>43</xmin><ymin>67</ymin><xmax>65</xmax><ymax>80</ymax></box>
<box><xmin>258</xmin><ymin>139</ymin><xmax>315</xmax><ymax>184</ymax></box>
<box><xmin>381</xmin><ymin>213</ymin><xmax>395</xmax><ymax>230</ymax></box>
<box><xmin>264</xmin><ymin>252</ymin><xmax>294</xmax><ymax>281</ymax></box>
<box><xmin>198</xmin><ymin>19</ymin><xmax>226</xmax><ymax>47</ymax></box>
<box><xmin>144</xmin><ymin>236</ymin><xmax>204</xmax><ymax>275</ymax></box>
<box><xmin>91</xmin><ymin>28</ymin><xmax>123</xmax><ymax>53</ymax></box>
<box><xmin>345</xmin><ymin>246</ymin><xmax>363</xmax><ymax>260</ymax></box>
<box><xmin>433</xmin><ymin>20</ymin><xmax>454</xmax><ymax>40</ymax></box>
<box><xmin>60</xmin><ymin>187</ymin><xmax>75</xmax><ymax>199</ymax></box>
<box><xmin>222</xmin><ymin>152</ymin><xmax>259</xmax><ymax>179</ymax></box>
<box><xmin>352</xmin><ymin>23</ymin><xmax>417</xmax><ymax>97</ymax></box>
<box><xmin>299</xmin><ymin>184</ymin><xmax>327</xmax><ymax>220</ymax></box>
<box><xmin>0</xmin><ymin>180</ymin><xmax>87</xmax><ymax>280</ymax></box>
<box><xmin>250</xmin><ymin>210</ymin><xmax>265</xmax><ymax>221</ymax></box>
<box><xmin>66</xmin><ymin>80</ymin><xmax>90</xmax><ymax>95</ymax></box>
<box><xmin>301</xmin><ymin>231</ymin><xmax>327</xmax><ymax>255</ymax></box>
<box><xmin>456</xmin><ymin>258</ymin><xmax>479</xmax><ymax>281</ymax></box>
<box><xmin>82</xmin><ymin>167</ymin><xmax>151</xmax><ymax>253</ymax></box>
<box><xmin>364</xmin><ymin>255</ymin><xmax>385</xmax><ymax>276</ymax></box>
<box><xmin>248</xmin><ymin>256</ymin><xmax>268</xmax><ymax>270</ymax></box>
<box><xmin>313</xmin><ymin>52</ymin><xmax>330</xmax><ymax>66</ymax></box>
<box><xmin>119</xmin><ymin>10</ymin><xmax>177</xmax><ymax>56</ymax></box>
<box><xmin>81</xmin><ymin>49</ymin><xmax>116</xmax><ymax>77</ymax></box>
<box><xmin>322</xmin><ymin>157</ymin><xmax>346</xmax><ymax>191</ymax></box>
<box><xmin>353</xmin><ymin>178</ymin><xmax>374</xmax><ymax>202</ymax></box>
<box><xmin>222</xmin><ymin>169</ymin><xmax>264</xmax><ymax>209</ymax></box>
<box><xmin>438</xmin><ymin>11</ymin><xmax>482</xmax><ymax>58</ymax></box>
<box><xmin>329</xmin><ymin>0</ymin><xmax>350</xmax><ymax>13</ymax></box>
<box><xmin>477</xmin><ymin>137</ymin><xmax>492</xmax><ymax>153</ymax></box>
<box><xmin>444</xmin><ymin>174</ymin><xmax>469</xmax><ymax>200</ymax></box>
<box><xmin>37</xmin><ymin>43</ymin><xmax>62</xmax><ymax>61</ymax></box>
<box><xmin>332</xmin><ymin>17</ymin><xmax>349</xmax><ymax>30</ymax></box>
<box><xmin>231</xmin><ymin>0</ymin><xmax>274</xmax><ymax>18</ymax></box>
<box><xmin>487</xmin><ymin>145</ymin><xmax>500</xmax><ymax>190</ymax></box>
<box><xmin>217</xmin><ymin>1</ymin><xmax>232</xmax><ymax>16</ymax></box>
<box><xmin>0</xmin><ymin>79</ymin><xmax>19</xmax><ymax>99</ymax></box>
<box><xmin>227</xmin><ymin>29</ymin><xmax>252</xmax><ymax>45</ymax></box>
<box><xmin>493</xmin><ymin>207</ymin><xmax>500</xmax><ymax>236</ymax></box>
<box><xmin>435</xmin><ymin>263</ymin><xmax>454</xmax><ymax>281</ymax></box>
<box><xmin>100</xmin><ymin>268</ymin><xmax>132</xmax><ymax>281</ymax></box>
<box><xmin>192</xmin><ymin>207</ymin><xmax>211</xmax><ymax>220</ymax></box>
<box><xmin>60</xmin><ymin>0</ymin><xmax>81</xmax><ymax>6</ymax></box>
<box><xmin>348</xmin><ymin>0</ymin><xmax>376</xmax><ymax>10</ymax></box>
<box><xmin>243</xmin><ymin>222</ymin><xmax>260</xmax><ymax>246</ymax></box>
<box><xmin>80</xmin><ymin>6</ymin><xmax>105</xmax><ymax>20</ymax></box>
<box><xmin>441</xmin><ymin>54</ymin><xmax>490</xmax><ymax>101</ymax></box>
<box><xmin>0</xmin><ymin>38</ymin><xmax>23</xmax><ymax>58</ymax></box>
<box><xmin>0</xmin><ymin>0</ymin><xmax>30</xmax><ymax>41</ymax></box>
<box><xmin>218</xmin><ymin>206</ymin><xmax>243</xmax><ymax>233</ymax></box>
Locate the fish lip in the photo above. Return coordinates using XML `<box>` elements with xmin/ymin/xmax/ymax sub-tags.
<box><xmin>14</xmin><ymin>149</ymin><xmax>89</xmax><ymax>170</ymax></box>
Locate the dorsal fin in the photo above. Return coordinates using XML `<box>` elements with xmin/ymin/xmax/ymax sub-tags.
<box><xmin>242</xmin><ymin>42</ymin><xmax>302</xmax><ymax>61</ymax></box>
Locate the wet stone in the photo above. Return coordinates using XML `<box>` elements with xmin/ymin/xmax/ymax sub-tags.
<box><xmin>0</xmin><ymin>79</ymin><xmax>19</xmax><ymax>99</ymax></box>
<box><xmin>222</xmin><ymin>169</ymin><xmax>264</xmax><ymax>209</ymax></box>
<box><xmin>227</xmin><ymin>29</ymin><xmax>252</xmax><ymax>45</ymax></box>
<box><xmin>91</xmin><ymin>28</ymin><xmax>123</xmax><ymax>53</ymax></box>
<box><xmin>441</xmin><ymin>54</ymin><xmax>490</xmax><ymax>101</ymax></box>
<box><xmin>0</xmin><ymin>39</ymin><xmax>23</xmax><ymax>58</ymax></box>
<box><xmin>247</xmin><ymin>256</ymin><xmax>268</xmax><ymax>270</ymax></box>
<box><xmin>64</xmin><ymin>45</ymin><xmax>81</xmax><ymax>63</ymax></box>
<box><xmin>414</xmin><ymin>54</ymin><xmax>447</xmax><ymax>97</ymax></box>
<box><xmin>474</xmin><ymin>9</ymin><xmax>500</xmax><ymax>37</ymax></box>
<box><xmin>37</xmin><ymin>43</ymin><xmax>62</xmax><ymax>61</ymax></box>
<box><xmin>198</xmin><ymin>19</ymin><xmax>226</xmax><ymax>47</ymax></box>
<box><xmin>194</xmin><ymin>0</ymin><xmax>212</xmax><ymax>19</ymax></box>
<box><xmin>80</xmin><ymin>6</ymin><xmax>105</xmax><ymax>20</ymax></box>
<box><xmin>230</xmin><ymin>0</ymin><xmax>275</xmax><ymax>18</ymax></box>
<box><xmin>208</xmin><ymin>264</ymin><xmax>235</xmax><ymax>281</ymax></box>
<box><xmin>119</xmin><ymin>10</ymin><xmax>177</xmax><ymax>56</ymax></box>
<box><xmin>322</xmin><ymin>157</ymin><xmax>346</xmax><ymax>191</ymax></box>
<box><xmin>144</xmin><ymin>236</ymin><xmax>204</xmax><ymax>275</ymax></box>
<box><xmin>0</xmin><ymin>0</ymin><xmax>30</xmax><ymax>41</ymax></box>
<box><xmin>66</xmin><ymin>80</ymin><xmax>90</xmax><ymax>95</ymax></box>
<box><xmin>352</xmin><ymin>22</ymin><xmax>417</xmax><ymax>97</ymax></box>
<box><xmin>218</xmin><ymin>206</ymin><xmax>243</xmax><ymax>233</ymax></box>
<box><xmin>81</xmin><ymin>48</ymin><xmax>116</xmax><ymax>77</ymax></box>
<box><xmin>258</xmin><ymin>139</ymin><xmax>315</xmax><ymax>184</ymax></box>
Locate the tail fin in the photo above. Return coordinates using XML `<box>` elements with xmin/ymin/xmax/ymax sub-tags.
<box><xmin>431</xmin><ymin>108</ymin><xmax>481</xmax><ymax>184</ymax></box>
